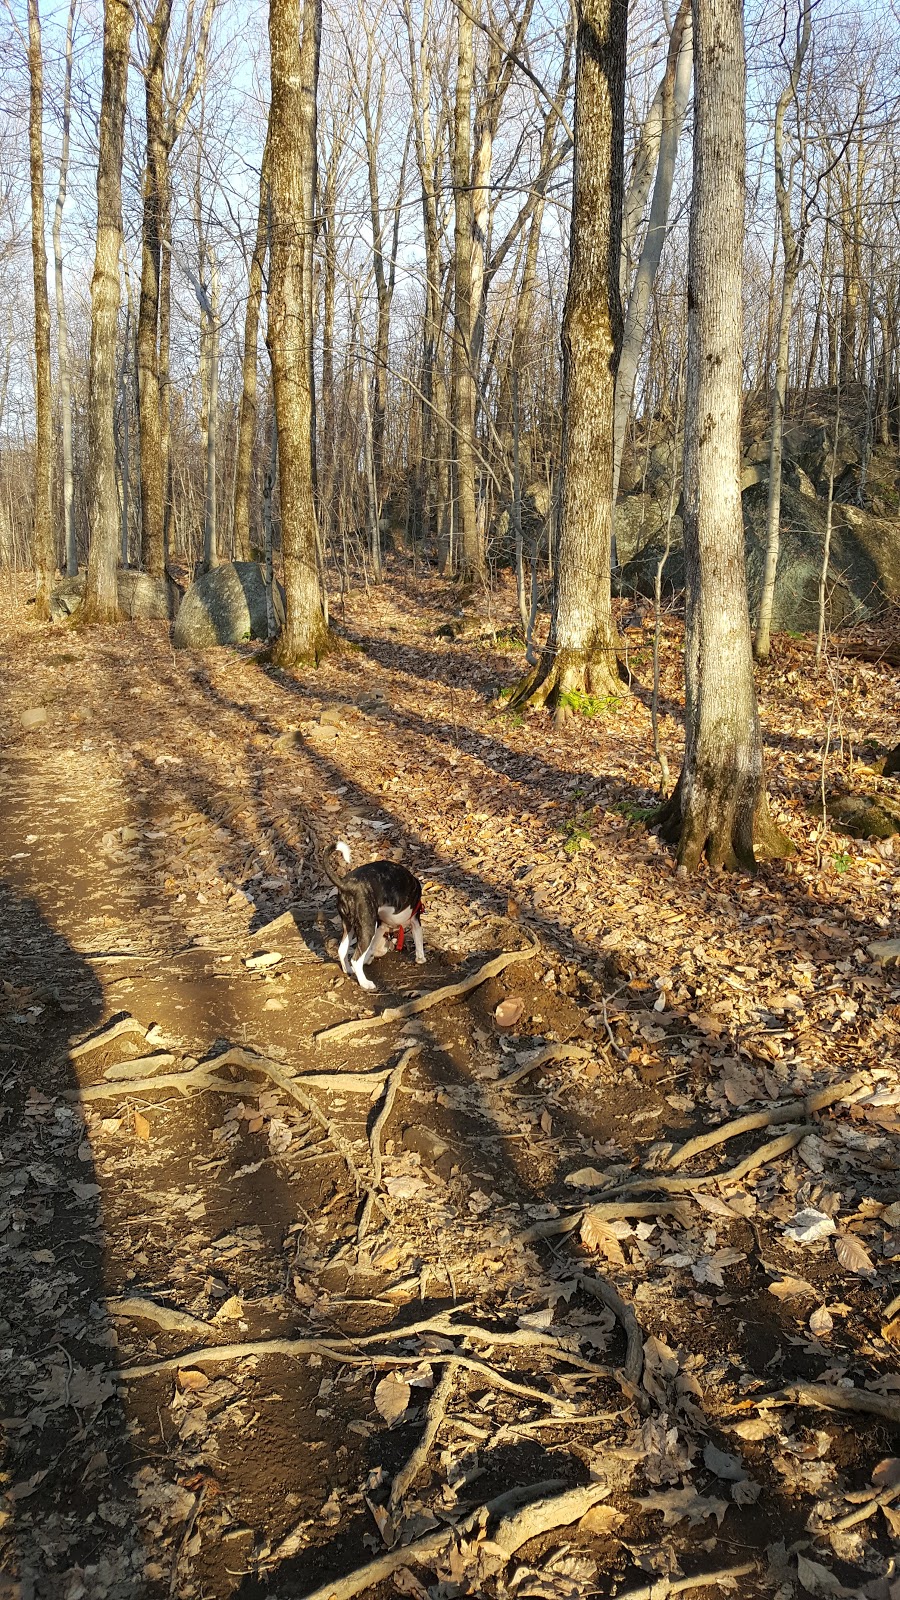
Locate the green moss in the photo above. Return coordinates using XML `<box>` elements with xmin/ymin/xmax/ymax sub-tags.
<box><xmin>557</xmin><ymin>688</ymin><xmax>621</xmax><ymax>718</ymax></box>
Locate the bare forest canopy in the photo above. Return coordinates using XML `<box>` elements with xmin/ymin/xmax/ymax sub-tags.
<box><xmin>1</xmin><ymin>0</ymin><xmax>899</xmax><ymax>583</ymax></box>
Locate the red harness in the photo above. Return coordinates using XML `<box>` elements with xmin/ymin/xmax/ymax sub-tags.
<box><xmin>394</xmin><ymin>900</ymin><xmax>423</xmax><ymax>952</ymax></box>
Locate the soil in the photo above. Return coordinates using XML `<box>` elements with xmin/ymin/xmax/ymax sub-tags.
<box><xmin>2</xmin><ymin>565</ymin><xmax>900</xmax><ymax>1600</ymax></box>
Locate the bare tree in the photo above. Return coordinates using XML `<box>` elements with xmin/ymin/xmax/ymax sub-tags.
<box><xmin>82</xmin><ymin>0</ymin><xmax>133</xmax><ymax>623</ymax></box>
<box><xmin>232</xmin><ymin>132</ymin><xmax>270</xmax><ymax>561</ymax></box>
<box><xmin>656</xmin><ymin>0</ymin><xmax>792</xmax><ymax>870</ymax></box>
<box><xmin>26</xmin><ymin>0</ymin><xmax>54</xmax><ymax>614</ymax></box>
<box><xmin>512</xmin><ymin>0</ymin><xmax>628</xmax><ymax>711</ymax></box>
<box><xmin>266</xmin><ymin>0</ymin><xmax>328</xmax><ymax>663</ymax></box>
<box><xmin>753</xmin><ymin>0</ymin><xmax>812</xmax><ymax>663</ymax></box>
<box><xmin>52</xmin><ymin>0</ymin><xmax>77</xmax><ymax>577</ymax></box>
<box><xmin>136</xmin><ymin>0</ymin><xmax>171</xmax><ymax>578</ymax></box>
<box><xmin>451</xmin><ymin>0</ymin><xmax>482</xmax><ymax>579</ymax></box>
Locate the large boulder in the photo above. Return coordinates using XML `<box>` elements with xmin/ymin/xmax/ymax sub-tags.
<box><xmin>616</xmin><ymin>476</ymin><xmax>900</xmax><ymax>632</ymax></box>
<box><xmin>173</xmin><ymin>561</ymin><xmax>285</xmax><ymax>649</ymax></box>
<box><xmin>49</xmin><ymin>569</ymin><xmax>182</xmax><ymax>622</ymax></box>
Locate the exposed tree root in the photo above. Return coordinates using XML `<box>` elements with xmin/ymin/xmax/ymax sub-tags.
<box><xmin>663</xmin><ymin>1072</ymin><xmax>868</xmax><ymax>1169</ymax></box>
<box><xmin>270</xmin><ymin>622</ymin><xmax>338</xmax><ymax>669</ymax></box>
<box><xmin>296</xmin><ymin>1480</ymin><xmax>612</xmax><ymax>1600</ymax></box>
<box><xmin>574</xmin><ymin>1272</ymin><xmax>644</xmax><ymax>1389</ymax></box>
<box><xmin>388</xmin><ymin>1362</ymin><xmax>457</xmax><ymax>1512</ymax></box>
<box><xmin>655</xmin><ymin>775</ymin><xmax>794</xmax><ymax>873</ymax></box>
<box><xmin>618</xmin><ymin>1564</ymin><xmax>757</xmax><ymax>1600</ymax></box>
<box><xmin>507</xmin><ymin>643</ymin><xmax>623</xmax><ymax>716</ymax></box>
<box><xmin>358</xmin><ymin>1045</ymin><xmax>419</xmax><ymax>1241</ymax></box>
<box><xmin>780</xmin><ymin>1382</ymin><xmax>900</xmax><ymax>1425</ymax></box>
<box><xmin>314</xmin><ymin>945</ymin><xmax>537</xmax><ymax>1042</ymax></box>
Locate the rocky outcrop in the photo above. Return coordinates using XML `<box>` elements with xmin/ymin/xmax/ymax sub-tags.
<box><xmin>49</xmin><ymin>569</ymin><xmax>182</xmax><ymax>623</ymax></box>
<box><xmin>173</xmin><ymin>561</ymin><xmax>285</xmax><ymax>649</ymax></box>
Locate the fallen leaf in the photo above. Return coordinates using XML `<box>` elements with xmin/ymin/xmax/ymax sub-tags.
<box><xmin>796</xmin><ymin>1553</ymin><xmax>855</xmax><ymax>1596</ymax></box>
<box><xmin>495</xmin><ymin>996</ymin><xmax>525</xmax><ymax>1030</ymax></box>
<box><xmin>703</xmin><ymin>1441</ymin><xmax>746</xmax><ymax>1481</ymax></box>
<box><xmin>177</xmin><ymin>1369</ymin><xmax>211</xmax><ymax>1393</ymax></box>
<box><xmin>769</xmin><ymin>1274</ymin><xmax>816</xmax><ymax>1300</ymax></box>
<box><xmin>214</xmin><ymin>1295</ymin><xmax>243</xmax><ymax>1322</ymax></box>
<box><xmin>833</xmin><ymin>1234</ymin><xmax>876</xmax><ymax>1276</ymax></box>
<box><xmin>373</xmin><ymin>1373</ymin><xmax>411</xmax><ymax>1424</ymax></box>
<box><xmin>809</xmin><ymin>1306</ymin><xmax>834</xmax><ymax>1337</ymax></box>
<box><xmin>636</xmin><ymin>1487</ymin><xmax>727</xmax><ymax>1526</ymax></box>
<box><xmin>133</xmin><ymin>1111</ymin><xmax>151</xmax><ymax>1142</ymax></box>
<box><xmin>577</xmin><ymin>1503</ymin><xmax>623</xmax><ymax>1536</ymax></box>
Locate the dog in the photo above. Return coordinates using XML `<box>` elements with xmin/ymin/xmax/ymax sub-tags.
<box><xmin>318</xmin><ymin>840</ymin><xmax>424</xmax><ymax>992</ymax></box>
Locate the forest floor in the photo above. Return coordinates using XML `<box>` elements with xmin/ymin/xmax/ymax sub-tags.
<box><xmin>2</xmin><ymin>563</ymin><xmax>900</xmax><ymax>1600</ymax></box>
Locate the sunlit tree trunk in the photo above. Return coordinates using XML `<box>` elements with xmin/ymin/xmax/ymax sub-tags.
<box><xmin>754</xmin><ymin>0</ymin><xmax>811</xmax><ymax>663</ymax></box>
<box><xmin>656</xmin><ymin>0</ymin><xmax>792</xmax><ymax>871</ymax></box>
<box><xmin>83</xmin><ymin>0</ymin><xmax>133</xmax><ymax>623</ymax></box>
<box><xmin>27</xmin><ymin>0</ymin><xmax>54</xmax><ymax>616</ymax></box>
<box><xmin>451</xmin><ymin>0</ymin><xmax>483</xmax><ymax>580</ymax></box>
<box><xmin>233</xmin><ymin>136</ymin><xmax>270</xmax><ymax>561</ymax></box>
<box><xmin>53</xmin><ymin>0</ymin><xmax>77</xmax><ymax>577</ymax></box>
<box><xmin>512</xmin><ymin>0</ymin><xmax>627</xmax><ymax>713</ymax></box>
<box><xmin>267</xmin><ymin>0</ymin><xmax>328</xmax><ymax>664</ymax></box>
<box><xmin>137</xmin><ymin>0</ymin><xmax>170</xmax><ymax>577</ymax></box>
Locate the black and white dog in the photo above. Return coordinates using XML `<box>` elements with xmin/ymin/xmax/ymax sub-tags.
<box><xmin>319</xmin><ymin>840</ymin><xmax>424</xmax><ymax>991</ymax></box>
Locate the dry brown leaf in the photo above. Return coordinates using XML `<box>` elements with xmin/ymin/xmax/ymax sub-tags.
<box><xmin>214</xmin><ymin>1295</ymin><xmax>244</xmax><ymax>1322</ymax></box>
<box><xmin>494</xmin><ymin>996</ymin><xmax>525</xmax><ymax>1029</ymax></box>
<box><xmin>133</xmin><ymin>1110</ymin><xmax>151</xmax><ymax>1142</ymax></box>
<box><xmin>768</xmin><ymin>1274</ymin><xmax>816</xmax><ymax>1300</ymax></box>
<box><xmin>577</xmin><ymin>1503</ymin><xmax>624</xmax><ymax>1535</ymax></box>
<box><xmin>177</xmin><ymin>1369</ymin><xmax>211</xmax><ymax>1392</ymax></box>
<box><xmin>833</xmin><ymin>1234</ymin><xmax>876</xmax><ymax>1276</ymax></box>
<box><xmin>373</xmin><ymin>1373</ymin><xmax>411</xmax><ymax>1424</ymax></box>
<box><xmin>580</xmin><ymin>1213</ymin><xmax>626</xmax><ymax>1264</ymax></box>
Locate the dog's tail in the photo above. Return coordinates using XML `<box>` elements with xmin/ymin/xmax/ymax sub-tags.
<box><xmin>315</xmin><ymin>836</ymin><xmax>353</xmax><ymax>888</ymax></box>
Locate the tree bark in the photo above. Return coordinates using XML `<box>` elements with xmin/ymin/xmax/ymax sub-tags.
<box><xmin>137</xmin><ymin>0</ymin><xmax>171</xmax><ymax>578</ymax></box>
<box><xmin>82</xmin><ymin>0</ymin><xmax>133</xmax><ymax>624</ymax></box>
<box><xmin>655</xmin><ymin>0</ymin><xmax>792</xmax><ymax>872</ymax></box>
<box><xmin>451</xmin><ymin>0</ymin><xmax>483</xmax><ymax>580</ymax></box>
<box><xmin>266</xmin><ymin>0</ymin><xmax>328</xmax><ymax>665</ymax></box>
<box><xmin>511</xmin><ymin>0</ymin><xmax>627</xmax><ymax>713</ymax></box>
<box><xmin>52</xmin><ymin>0</ymin><xmax>77</xmax><ymax>577</ymax></box>
<box><xmin>233</xmin><ymin>136</ymin><xmax>270</xmax><ymax>561</ymax></box>
<box><xmin>754</xmin><ymin>0</ymin><xmax>811</xmax><ymax>664</ymax></box>
<box><xmin>27</xmin><ymin>0</ymin><xmax>54</xmax><ymax>617</ymax></box>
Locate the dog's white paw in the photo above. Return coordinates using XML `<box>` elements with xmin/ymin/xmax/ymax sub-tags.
<box><xmin>415</xmin><ymin>955</ymin><xmax>426</xmax><ymax>965</ymax></box>
<box><xmin>359</xmin><ymin>977</ymin><xmax>377</xmax><ymax>992</ymax></box>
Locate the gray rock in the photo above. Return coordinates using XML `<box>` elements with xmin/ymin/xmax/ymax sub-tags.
<box><xmin>49</xmin><ymin>569</ymin><xmax>182</xmax><ymax>622</ymax></box>
<box><xmin>173</xmin><ymin>562</ymin><xmax>285</xmax><ymax>649</ymax></box>
<box><xmin>320</xmin><ymin>705</ymin><xmax>346</xmax><ymax>727</ymax></box>
<box><xmin>20</xmin><ymin>707</ymin><xmax>47</xmax><ymax>729</ymax></box>
<box><xmin>826</xmin><ymin>791</ymin><xmax>900</xmax><ymax>839</ymax></box>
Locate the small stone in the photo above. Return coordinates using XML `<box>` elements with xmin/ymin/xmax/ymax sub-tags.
<box><xmin>320</xmin><ymin>706</ymin><xmax>346</xmax><ymax>727</ymax></box>
<box><xmin>20</xmin><ymin>707</ymin><xmax>47</xmax><ymax>729</ymax></box>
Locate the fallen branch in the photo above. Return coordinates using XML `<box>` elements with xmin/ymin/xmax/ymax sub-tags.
<box><xmin>314</xmin><ymin>946</ymin><xmax>537</xmax><ymax>1043</ymax></box>
<box><xmin>296</xmin><ymin>1479</ymin><xmax>610</xmax><ymax>1600</ymax></box>
<box><xmin>389</xmin><ymin>1361</ymin><xmax>457</xmax><ymax>1512</ymax></box>
<box><xmin>500</xmin><ymin>1043</ymin><xmax>594</xmax><ymax>1088</ymax></box>
<box><xmin>780</xmin><ymin>1381</ymin><xmax>900</xmax><ymax>1425</ymax></box>
<box><xmin>617</xmin><ymin>1563</ymin><xmax>756</xmax><ymax>1600</ymax></box>
<box><xmin>665</xmin><ymin>1073</ymin><xmax>869</xmax><ymax>1169</ymax></box>
<box><xmin>830</xmin><ymin>1482</ymin><xmax>900</xmax><ymax>1531</ymax></box>
<box><xmin>358</xmin><ymin>1046</ymin><xmax>418</xmax><ymax>1241</ymax></box>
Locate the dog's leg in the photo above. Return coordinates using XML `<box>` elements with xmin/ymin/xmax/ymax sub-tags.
<box><xmin>350</xmin><ymin>907</ymin><xmax>379</xmax><ymax>991</ymax></box>
<box><xmin>410</xmin><ymin>915</ymin><xmax>426</xmax><ymax>965</ymax></box>
<box><xmin>337</xmin><ymin>929</ymin><xmax>353</xmax><ymax>975</ymax></box>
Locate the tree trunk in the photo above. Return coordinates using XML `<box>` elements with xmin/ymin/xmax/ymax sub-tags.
<box><xmin>233</xmin><ymin>136</ymin><xmax>269</xmax><ymax>561</ymax></box>
<box><xmin>754</xmin><ymin>0</ymin><xmax>810</xmax><ymax>664</ymax></box>
<box><xmin>82</xmin><ymin>0</ymin><xmax>133</xmax><ymax>623</ymax></box>
<box><xmin>656</xmin><ymin>0</ymin><xmax>792</xmax><ymax>871</ymax></box>
<box><xmin>451</xmin><ymin>0</ymin><xmax>483</xmax><ymax>581</ymax></box>
<box><xmin>511</xmin><ymin>0</ymin><xmax>627</xmax><ymax>713</ymax></box>
<box><xmin>137</xmin><ymin>0</ymin><xmax>170</xmax><ymax>578</ymax></box>
<box><xmin>612</xmin><ymin>0</ymin><xmax>691</xmax><ymax>511</ymax></box>
<box><xmin>203</xmin><ymin>254</ymin><xmax>219</xmax><ymax>570</ymax></box>
<box><xmin>27</xmin><ymin>0</ymin><xmax>54</xmax><ymax>616</ymax></box>
<box><xmin>266</xmin><ymin>0</ymin><xmax>328</xmax><ymax>665</ymax></box>
<box><xmin>53</xmin><ymin>0</ymin><xmax>77</xmax><ymax>578</ymax></box>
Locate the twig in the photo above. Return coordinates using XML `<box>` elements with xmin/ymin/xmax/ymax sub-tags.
<box><xmin>616</xmin><ymin>1563</ymin><xmax>757</xmax><ymax>1600</ymax></box>
<box><xmin>521</xmin><ymin>1199</ymin><xmax>693</xmax><ymax>1242</ymax></box>
<box><xmin>358</xmin><ymin>1046</ymin><xmax>418</xmax><ymax>1241</ymax></box>
<box><xmin>389</xmin><ymin>1361</ymin><xmax>457</xmax><ymax>1512</ymax></box>
<box><xmin>500</xmin><ymin>1043</ymin><xmax>593</xmax><ymax>1087</ymax></box>
<box><xmin>314</xmin><ymin>945</ymin><xmax>537</xmax><ymax>1043</ymax></box>
<box><xmin>780</xmin><ymin>1381</ymin><xmax>900</xmax><ymax>1424</ymax></box>
<box><xmin>883</xmin><ymin>1289</ymin><xmax>900</xmax><ymax>1322</ymax></box>
<box><xmin>296</xmin><ymin>1480</ymin><xmax>611</xmax><ymax>1600</ymax></box>
<box><xmin>830</xmin><ymin>1482</ymin><xmax>900</xmax><ymax>1531</ymax></box>
<box><xmin>664</xmin><ymin>1073</ymin><xmax>869</xmax><ymax>1169</ymax></box>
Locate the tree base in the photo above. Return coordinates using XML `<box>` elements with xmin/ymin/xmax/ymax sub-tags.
<box><xmin>655</xmin><ymin>774</ymin><xmax>794</xmax><ymax>873</ymax></box>
<box><xmin>270</xmin><ymin>623</ymin><xmax>337</xmax><ymax>670</ymax></box>
<box><xmin>507</xmin><ymin>642</ymin><xmax>624</xmax><ymax>717</ymax></box>
<box><xmin>74</xmin><ymin>598</ymin><xmax>121</xmax><ymax>627</ymax></box>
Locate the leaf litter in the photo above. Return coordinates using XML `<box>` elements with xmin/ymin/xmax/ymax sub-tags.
<box><xmin>1</xmin><ymin>577</ymin><xmax>900</xmax><ymax>1595</ymax></box>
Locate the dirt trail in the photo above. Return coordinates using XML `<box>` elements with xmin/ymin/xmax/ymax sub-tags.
<box><xmin>2</xmin><ymin>587</ymin><xmax>900</xmax><ymax>1599</ymax></box>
